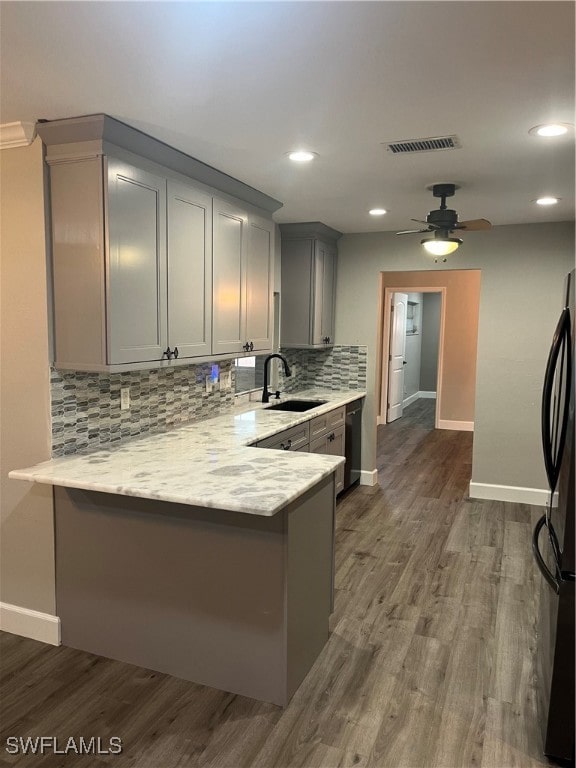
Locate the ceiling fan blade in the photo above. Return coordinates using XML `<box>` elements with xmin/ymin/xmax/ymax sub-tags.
<box><xmin>396</xmin><ymin>228</ymin><xmax>431</xmax><ymax>235</ymax></box>
<box><xmin>455</xmin><ymin>218</ymin><xmax>492</xmax><ymax>231</ymax></box>
<box><xmin>411</xmin><ymin>218</ymin><xmax>441</xmax><ymax>230</ymax></box>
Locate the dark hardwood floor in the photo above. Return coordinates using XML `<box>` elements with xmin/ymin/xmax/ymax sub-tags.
<box><xmin>0</xmin><ymin>400</ymin><xmax>550</xmax><ymax>767</ymax></box>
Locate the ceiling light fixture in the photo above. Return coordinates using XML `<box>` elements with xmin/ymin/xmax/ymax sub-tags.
<box><xmin>287</xmin><ymin>150</ymin><xmax>316</xmax><ymax>163</ymax></box>
<box><xmin>421</xmin><ymin>231</ymin><xmax>462</xmax><ymax>258</ymax></box>
<box><xmin>529</xmin><ymin>123</ymin><xmax>572</xmax><ymax>137</ymax></box>
<box><xmin>369</xmin><ymin>208</ymin><xmax>387</xmax><ymax>216</ymax></box>
<box><xmin>535</xmin><ymin>196</ymin><xmax>560</xmax><ymax>206</ymax></box>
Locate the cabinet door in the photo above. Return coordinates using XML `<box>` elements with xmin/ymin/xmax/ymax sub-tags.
<box><xmin>310</xmin><ymin>434</ymin><xmax>329</xmax><ymax>454</ymax></box>
<box><xmin>212</xmin><ymin>198</ymin><xmax>247</xmax><ymax>355</ymax></box>
<box><xmin>310</xmin><ymin>425</ymin><xmax>345</xmax><ymax>495</ymax></box>
<box><xmin>167</xmin><ymin>181</ymin><xmax>212</xmax><ymax>358</ymax></box>
<box><xmin>280</xmin><ymin>238</ymin><xmax>314</xmax><ymax>347</ymax></box>
<box><xmin>328</xmin><ymin>424</ymin><xmax>346</xmax><ymax>494</ymax></box>
<box><xmin>321</xmin><ymin>247</ymin><xmax>336</xmax><ymax>343</ymax></box>
<box><xmin>245</xmin><ymin>215</ymin><xmax>274</xmax><ymax>352</ymax></box>
<box><xmin>107</xmin><ymin>159</ymin><xmax>167</xmax><ymax>364</ymax></box>
<box><xmin>312</xmin><ymin>241</ymin><xmax>336</xmax><ymax>345</ymax></box>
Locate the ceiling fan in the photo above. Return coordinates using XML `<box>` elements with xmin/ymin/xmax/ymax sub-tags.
<box><xmin>396</xmin><ymin>183</ymin><xmax>492</xmax><ymax>260</ymax></box>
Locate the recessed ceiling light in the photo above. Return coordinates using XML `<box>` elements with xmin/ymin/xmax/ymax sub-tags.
<box><xmin>529</xmin><ymin>123</ymin><xmax>572</xmax><ymax>137</ymax></box>
<box><xmin>286</xmin><ymin>150</ymin><xmax>316</xmax><ymax>163</ymax></box>
<box><xmin>369</xmin><ymin>208</ymin><xmax>387</xmax><ymax>216</ymax></box>
<box><xmin>535</xmin><ymin>196</ymin><xmax>560</xmax><ymax>206</ymax></box>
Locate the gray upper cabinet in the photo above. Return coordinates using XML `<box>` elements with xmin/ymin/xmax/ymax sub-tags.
<box><xmin>107</xmin><ymin>158</ymin><xmax>168</xmax><ymax>364</ymax></box>
<box><xmin>167</xmin><ymin>181</ymin><xmax>212</xmax><ymax>359</ymax></box>
<box><xmin>49</xmin><ymin>156</ymin><xmax>212</xmax><ymax>369</ymax></box>
<box><xmin>212</xmin><ymin>199</ymin><xmax>274</xmax><ymax>356</ymax></box>
<box><xmin>39</xmin><ymin>114</ymin><xmax>281</xmax><ymax>371</ymax></box>
<box><xmin>212</xmin><ymin>198</ymin><xmax>248</xmax><ymax>356</ymax></box>
<box><xmin>279</xmin><ymin>222</ymin><xmax>341</xmax><ymax>348</ymax></box>
<box><xmin>245</xmin><ymin>214</ymin><xmax>274</xmax><ymax>353</ymax></box>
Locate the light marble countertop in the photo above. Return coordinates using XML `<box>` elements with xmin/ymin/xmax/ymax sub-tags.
<box><xmin>9</xmin><ymin>389</ymin><xmax>365</xmax><ymax>516</ymax></box>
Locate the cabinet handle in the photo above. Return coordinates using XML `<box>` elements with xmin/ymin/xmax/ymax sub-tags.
<box><xmin>173</xmin><ymin>347</ymin><xmax>179</xmax><ymax>359</ymax></box>
<box><xmin>280</xmin><ymin>439</ymin><xmax>292</xmax><ymax>451</ymax></box>
<box><xmin>163</xmin><ymin>347</ymin><xmax>173</xmax><ymax>360</ymax></box>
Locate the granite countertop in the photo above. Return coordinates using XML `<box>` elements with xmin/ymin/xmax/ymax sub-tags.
<box><xmin>9</xmin><ymin>389</ymin><xmax>365</xmax><ymax>516</ymax></box>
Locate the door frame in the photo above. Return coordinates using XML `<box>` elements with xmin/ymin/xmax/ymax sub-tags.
<box><xmin>378</xmin><ymin>286</ymin><xmax>447</xmax><ymax>428</ymax></box>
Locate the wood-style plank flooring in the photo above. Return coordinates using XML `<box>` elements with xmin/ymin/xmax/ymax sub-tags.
<box><xmin>0</xmin><ymin>400</ymin><xmax>551</xmax><ymax>767</ymax></box>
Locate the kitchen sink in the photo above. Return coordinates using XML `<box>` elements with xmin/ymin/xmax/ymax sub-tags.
<box><xmin>264</xmin><ymin>399</ymin><xmax>327</xmax><ymax>412</ymax></box>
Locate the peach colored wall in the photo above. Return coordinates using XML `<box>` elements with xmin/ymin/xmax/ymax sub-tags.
<box><xmin>0</xmin><ymin>138</ymin><xmax>55</xmax><ymax>614</ymax></box>
<box><xmin>381</xmin><ymin>270</ymin><xmax>481</xmax><ymax>423</ymax></box>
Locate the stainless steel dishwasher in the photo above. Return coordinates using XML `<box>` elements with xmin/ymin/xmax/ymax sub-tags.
<box><xmin>343</xmin><ymin>399</ymin><xmax>362</xmax><ymax>491</ymax></box>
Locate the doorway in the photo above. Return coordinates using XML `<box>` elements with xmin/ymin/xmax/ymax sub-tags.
<box><xmin>377</xmin><ymin>270</ymin><xmax>481</xmax><ymax>432</ymax></box>
<box><xmin>383</xmin><ymin>289</ymin><xmax>444</xmax><ymax>427</ymax></box>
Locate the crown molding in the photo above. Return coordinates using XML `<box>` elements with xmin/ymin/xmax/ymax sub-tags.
<box><xmin>0</xmin><ymin>121</ymin><xmax>37</xmax><ymax>150</ymax></box>
<box><xmin>36</xmin><ymin>114</ymin><xmax>283</xmax><ymax>213</ymax></box>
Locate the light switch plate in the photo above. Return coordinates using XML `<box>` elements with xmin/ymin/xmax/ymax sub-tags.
<box><xmin>221</xmin><ymin>371</ymin><xmax>231</xmax><ymax>390</ymax></box>
<box><xmin>120</xmin><ymin>387</ymin><xmax>130</xmax><ymax>410</ymax></box>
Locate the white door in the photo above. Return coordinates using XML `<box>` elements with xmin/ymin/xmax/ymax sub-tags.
<box><xmin>387</xmin><ymin>292</ymin><xmax>407</xmax><ymax>422</ymax></box>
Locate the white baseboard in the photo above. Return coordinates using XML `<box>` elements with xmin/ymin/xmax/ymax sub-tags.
<box><xmin>360</xmin><ymin>469</ymin><xmax>378</xmax><ymax>486</ymax></box>
<box><xmin>469</xmin><ymin>482</ymin><xmax>557</xmax><ymax>507</ymax></box>
<box><xmin>437</xmin><ymin>419</ymin><xmax>474</xmax><ymax>432</ymax></box>
<box><xmin>0</xmin><ymin>602</ymin><xmax>60</xmax><ymax>645</ymax></box>
<box><xmin>403</xmin><ymin>391</ymin><xmax>437</xmax><ymax>409</ymax></box>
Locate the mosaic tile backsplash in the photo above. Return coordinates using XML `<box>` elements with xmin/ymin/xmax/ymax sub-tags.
<box><xmin>279</xmin><ymin>345</ymin><xmax>367</xmax><ymax>392</ymax></box>
<box><xmin>51</xmin><ymin>361</ymin><xmax>235</xmax><ymax>457</ymax></box>
<box><xmin>50</xmin><ymin>346</ymin><xmax>366</xmax><ymax>457</ymax></box>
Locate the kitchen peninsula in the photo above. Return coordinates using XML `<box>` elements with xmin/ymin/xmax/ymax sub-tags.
<box><xmin>10</xmin><ymin>391</ymin><xmax>364</xmax><ymax>706</ymax></box>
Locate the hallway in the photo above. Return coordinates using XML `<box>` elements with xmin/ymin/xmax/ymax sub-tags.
<box><xmin>0</xmin><ymin>402</ymin><xmax>549</xmax><ymax>767</ymax></box>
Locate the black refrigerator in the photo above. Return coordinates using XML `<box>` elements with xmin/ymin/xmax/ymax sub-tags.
<box><xmin>533</xmin><ymin>268</ymin><xmax>575</xmax><ymax>766</ymax></box>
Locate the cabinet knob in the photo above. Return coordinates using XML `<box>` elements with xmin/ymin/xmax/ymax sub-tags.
<box><xmin>249</xmin><ymin>341</ymin><xmax>254</xmax><ymax>351</ymax></box>
<box><xmin>173</xmin><ymin>347</ymin><xmax>179</xmax><ymax>359</ymax></box>
<box><xmin>280</xmin><ymin>439</ymin><xmax>292</xmax><ymax>451</ymax></box>
<box><xmin>163</xmin><ymin>347</ymin><xmax>173</xmax><ymax>360</ymax></box>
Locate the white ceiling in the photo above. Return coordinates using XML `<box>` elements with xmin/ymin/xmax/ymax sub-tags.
<box><xmin>1</xmin><ymin>1</ymin><xmax>574</xmax><ymax>234</ymax></box>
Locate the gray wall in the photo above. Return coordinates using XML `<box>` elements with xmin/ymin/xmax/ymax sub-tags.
<box><xmin>335</xmin><ymin>222</ymin><xmax>574</xmax><ymax>491</ymax></box>
<box><xmin>420</xmin><ymin>293</ymin><xmax>441</xmax><ymax>392</ymax></box>
<box><xmin>1</xmin><ymin>139</ymin><xmax>56</xmax><ymax>615</ymax></box>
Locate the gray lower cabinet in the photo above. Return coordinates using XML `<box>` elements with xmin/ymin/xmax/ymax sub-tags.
<box><xmin>256</xmin><ymin>422</ymin><xmax>310</xmax><ymax>452</ymax></box>
<box><xmin>212</xmin><ymin>199</ymin><xmax>274</xmax><ymax>356</ymax></box>
<box><xmin>255</xmin><ymin>406</ymin><xmax>346</xmax><ymax>494</ymax></box>
<box><xmin>309</xmin><ymin>407</ymin><xmax>346</xmax><ymax>494</ymax></box>
<box><xmin>279</xmin><ymin>223</ymin><xmax>341</xmax><ymax>348</ymax></box>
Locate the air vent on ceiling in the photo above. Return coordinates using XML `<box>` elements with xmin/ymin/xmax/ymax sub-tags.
<box><xmin>385</xmin><ymin>135</ymin><xmax>461</xmax><ymax>154</ymax></box>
